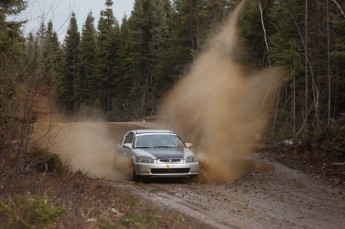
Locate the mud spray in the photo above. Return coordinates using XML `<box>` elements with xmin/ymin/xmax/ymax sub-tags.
<box><xmin>159</xmin><ymin>0</ymin><xmax>283</xmax><ymax>182</ymax></box>
<box><xmin>34</xmin><ymin>121</ymin><xmax>128</xmax><ymax>180</ymax></box>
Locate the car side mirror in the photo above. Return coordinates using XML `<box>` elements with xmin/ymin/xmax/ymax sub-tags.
<box><xmin>123</xmin><ymin>143</ymin><xmax>132</xmax><ymax>150</ymax></box>
<box><xmin>185</xmin><ymin>143</ymin><xmax>193</xmax><ymax>149</ymax></box>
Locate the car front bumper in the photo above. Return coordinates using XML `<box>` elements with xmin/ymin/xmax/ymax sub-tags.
<box><xmin>134</xmin><ymin>162</ymin><xmax>199</xmax><ymax>177</ymax></box>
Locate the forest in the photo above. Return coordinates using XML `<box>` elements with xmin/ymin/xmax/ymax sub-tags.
<box><xmin>1</xmin><ymin>0</ymin><xmax>345</xmax><ymax>166</ymax></box>
<box><xmin>1</xmin><ymin>0</ymin><xmax>345</xmax><ymax>227</ymax></box>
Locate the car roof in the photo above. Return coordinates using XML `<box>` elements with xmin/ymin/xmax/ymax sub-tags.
<box><xmin>133</xmin><ymin>129</ymin><xmax>175</xmax><ymax>134</ymax></box>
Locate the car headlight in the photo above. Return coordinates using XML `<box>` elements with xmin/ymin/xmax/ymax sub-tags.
<box><xmin>186</xmin><ymin>155</ymin><xmax>198</xmax><ymax>162</ymax></box>
<box><xmin>136</xmin><ymin>156</ymin><xmax>154</xmax><ymax>163</ymax></box>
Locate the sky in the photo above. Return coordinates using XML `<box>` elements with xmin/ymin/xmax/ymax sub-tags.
<box><xmin>15</xmin><ymin>0</ymin><xmax>135</xmax><ymax>41</ymax></box>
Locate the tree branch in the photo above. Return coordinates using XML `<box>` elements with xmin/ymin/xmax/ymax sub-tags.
<box><xmin>259</xmin><ymin>0</ymin><xmax>270</xmax><ymax>66</ymax></box>
<box><xmin>331</xmin><ymin>0</ymin><xmax>345</xmax><ymax>18</ymax></box>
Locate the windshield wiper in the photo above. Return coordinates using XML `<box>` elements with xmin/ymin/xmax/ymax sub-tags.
<box><xmin>135</xmin><ymin>146</ymin><xmax>151</xmax><ymax>149</ymax></box>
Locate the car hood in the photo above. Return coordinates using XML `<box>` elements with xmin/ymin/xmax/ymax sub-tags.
<box><xmin>133</xmin><ymin>148</ymin><xmax>193</xmax><ymax>159</ymax></box>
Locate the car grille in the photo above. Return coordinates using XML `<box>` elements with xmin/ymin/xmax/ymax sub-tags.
<box><xmin>151</xmin><ymin>168</ymin><xmax>190</xmax><ymax>174</ymax></box>
<box><xmin>159</xmin><ymin>158</ymin><xmax>182</xmax><ymax>163</ymax></box>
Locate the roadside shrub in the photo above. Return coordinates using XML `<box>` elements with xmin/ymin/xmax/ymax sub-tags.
<box><xmin>27</xmin><ymin>146</ymin><xmax>64</xmax><ymax>175</ymax></box>
<box><xmin>0</xmin><ymin>193</ymin><xmax>65</xmax><ymax>229</ymax></box>
<box><xmin>316</xmin><ymin>113</ymin><xmax>345</xmax><ymax>154</ymax></box>
<box><xmin>76</xmin><ymin>104</ymin><xmax>106</xmax><ymax>121</ymax></box>
<box><xmin>97</xmin><ymin>203</ymin><xmax>160</xmax><ymax>229</ymax></box>
<box><xmin>97</xmin><ymin>211</ymin><xmax>159</xmax><ymax>229</ymax></box>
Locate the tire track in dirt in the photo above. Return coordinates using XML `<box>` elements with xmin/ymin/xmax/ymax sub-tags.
<box><xmin>99</xmin><ymin>122</ymin><xmax>345</xmax><ymax>229</ymax></box>
<box><xmin>42</xmin><ymin>121</ymin><xmax>344</xmax><ymax>228</ymax></box>
<box><xmin>104</xmin><ymin>180</ymin><xmax>238</xmax><ymax>229</ymax></box>
<box><xmin>104</xmin><ymin>153</ymin><xmax>345</xmax><ymax>229</ymax></box>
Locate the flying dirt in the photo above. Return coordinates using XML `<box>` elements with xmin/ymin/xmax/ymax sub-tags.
<box><xmin>33</xmin><ymin>121</ymin><xmax>163</xmax><ymax>179</ymax></box>
<box><xmin>159</xmin><ymin>0</ymin><xmax>284</xmax><ymax>181</ymax></box>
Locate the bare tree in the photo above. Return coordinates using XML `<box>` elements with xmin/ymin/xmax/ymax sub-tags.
<box><xmin>304</xmin><ymin>0</ymin><xmax>309</xmax><ymax>136</ymax></box>
<box><xmin>293</xmin><ymin>59</ymin><xmax>296</xmax><ymax>136</ymax></box>
<box><xmin>331</xmin><ymin>0</ymin><xmax>345</xmax><ymax>18</ymax></box>
<box><xmin>259</xmin><ymin>0</ymin><xmax>270</xmax><ymax>66</ymax></box>
<box><xmin>327</xmin><ymin>0</ymin><xmax>331</xmax><ymax>125</ymax></box>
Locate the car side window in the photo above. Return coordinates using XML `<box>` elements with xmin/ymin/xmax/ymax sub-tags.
<box><xmin>124</xmin><ymin>132</ymin><xmax>134</xmax><ymax>144</ymax></box>
<box><xmin>119</xmin><ymin>137</ymin><xmax>124</xmax><ymax>145</ymax></box>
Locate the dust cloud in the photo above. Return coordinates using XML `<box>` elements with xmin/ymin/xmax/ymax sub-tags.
<box><xmin>159</xmin><ymin>0</ymin><xmax>283</xmax><ymax>182</ymax></box>
<box><xmin>35</xmin><ymin>121</ymin><xmax>127</xmax><ymax>180</ymax></box>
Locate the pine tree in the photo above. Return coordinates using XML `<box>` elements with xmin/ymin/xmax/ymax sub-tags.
<box><xmin>25</xmin><ymin>32</ymin><xmax>39</xmax><ymax>76</ymax></box>
<box><xmin>172</xmin><ymin>0</ymin><xmax>199</xmax><ymax>74</ymax></box>
<box><xmin>0</xmin><ymin>0</ymin><xmax>26</xmax><ymax>64</ymax></box>
<box><xmin>125</xmin><ymin>0</ymin><xmax>150</xmax><ymax>116</ymax></box>
<box><xmin>95</xmin><ymin>0</ymin><xmax>119</xmax><ymax>113</ymax></box>
<box><xmin>113</xmin><ymin>16</ymin><xmax>132</xmax><ymax>119</ymax></box>
<box><xmin>328</xmin><ymin>1</ymin><xmax>345</xmax><ymax>118</ymax></box>
<box><xmin>77</xmin><ymin>12</ymin><xmax>97</xmax><ymax>108</ymax></box>
<box><xmin>196</xmin><ymin>0</ymin><xmax>233</xmax><ymax>49</ymax></box>
<box><xmin>57</xmin><ymin>12</ymin><xmax>80</xmax><ymax>115</ymax></box>
<box><xmin>43</xmin><ymin>21</ymin><xmax>61</xmax><ymax>87</ymax></box>
<box><xmin>149</xmin><ymin>0</ymin><xmax>175</xmax><ymax>111</ymax></box>
<box><xmin>0</xmin><ymin>0</ymin><xmax>27</xmax><ymax>92</ymax></box>
<box><xmin>0</xmin><ymin>0</ymin><xmax>31</xmax><ymax>163</ymax></box>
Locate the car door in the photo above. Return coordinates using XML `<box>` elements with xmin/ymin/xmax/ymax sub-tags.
<box><xmin>119</xmin><ymin>131</ymin><xmax>134</xmax><ymax>156</ymax></box>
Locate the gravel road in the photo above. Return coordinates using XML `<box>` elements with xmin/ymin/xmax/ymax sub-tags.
<box><xmin>40</xmin><ymin>121</ymin><xmax>345</xmax><ymax>228</ymax></box>
<box><xmin>106</xmin><ymin>153</ymin><xmax>345</xmax><ymax>229</ymax></box>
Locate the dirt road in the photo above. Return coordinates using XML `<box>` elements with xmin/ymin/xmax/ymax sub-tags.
<box><xmin>104</xmin><ymin>152</ymin><xmax>345</xmax><ymax>229</ymax></box>
<box><xmin>103</xmin><ymin>155</ymin><xmax>345</xmax><ymax>228</ymax></box>
<box><xmin>100</xmin><ymin>122</ymin><xmax>345</xmax><ymax>229</ymax></box>
<box><xmin>40</xmin><ymin>121</ymin><xmax>345</xmax><ymax>228</ymax></box>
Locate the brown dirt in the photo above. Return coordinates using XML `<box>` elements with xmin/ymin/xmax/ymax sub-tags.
<box><xmin>264</xmin><ymin>145</ymin><xmax>345</xmax><ymax>187</ymax></box>
<box><xmin>105</xmin><ymin>122</ymin><xmax>345</xmax><ymax>229</ymax></box>
<box><xmin>102</xmin><ymin>153</ymin><xmax>345</xmax><ymax>229</ymax></box>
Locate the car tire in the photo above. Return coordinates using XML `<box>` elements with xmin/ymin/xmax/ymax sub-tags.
<box><xmin>141</xmin><ymin>176</ymin><xmax>151</xmax><ymax>184</ymax></box>
<box><xmin>185</xmin><ymin>175</ymin><xmax>199</xmax><ymax>184</ymax></box>
<box><xmin>129</xmin><ymin>163</ymin><xmax>139</xmax><ymax>182</ymax></box>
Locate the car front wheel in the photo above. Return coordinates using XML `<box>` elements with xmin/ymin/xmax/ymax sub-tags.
<box><xmin>129</xmin><ymin>163</ymin><xmax>139</xmax><ymax>182</ymax></box>
<box><xmin>185</xmin><ymin>175</ymin><xmax>199</xmax><ymax>184</ymax></box>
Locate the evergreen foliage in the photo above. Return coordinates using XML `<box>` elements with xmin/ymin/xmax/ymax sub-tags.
<box><xmin>57</xmin><ymin>12</ymin><xmax>80</xmax><ymax>115</ymax></box>
<box><xmin>0</xmin><ymin>193</ymin><xmax>65</xmax><ymax>229</ymax></box>
<box><xmin>2</xmin><ymin>0</ymin><xmax>345</xmax><ymax>142</ymax></box>
<box><xmin>77</xmin><ymin>12</ymin><xmax>97</xmax><ymax>108</ymax></box>
<box><xmin>0</xmin><ymin>0</ymin><xmax>28</xmax><ymax>160</ymax></box>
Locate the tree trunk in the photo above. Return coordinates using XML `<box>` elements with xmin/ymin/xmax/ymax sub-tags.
<box><xmin>259</xmin><ymin>0</ymin><xmax>270</xmax><ymax>66</ymax></box>
<box><xmin>327</xmin><ymin>0</ymin><xmax>331</xmax><ymax>125</ymax></box>
<box><xmin>293</xmin><ymin>59</ymin><xmax>296</xmax><ymax>137</ymax></box>
<box><xmin>331</xmin><ymin>0</ymin><xmax>345</xmax><ymax>18</ymax></box>
<box><xmin>304</xmin><ymin>0</ymin><xmax>309</xmax><ymax>136</ymax></box>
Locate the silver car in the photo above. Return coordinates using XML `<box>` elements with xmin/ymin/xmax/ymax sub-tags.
<box><xmin>116</xmin><ymin>129</ymin><xmax>199</xmax><ymax>181</ymax></box>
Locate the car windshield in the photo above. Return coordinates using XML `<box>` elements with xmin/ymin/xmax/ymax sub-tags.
<box><xmin>134</xmin><ymin>133</ymin><xmax>185</xmax><ymax>149</ymax></box>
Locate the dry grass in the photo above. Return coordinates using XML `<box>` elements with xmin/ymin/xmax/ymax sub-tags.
<box><xmin>0</xmin><ymin>152</ymin><xmax>208</xmax><ymax>229</ymax></box>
